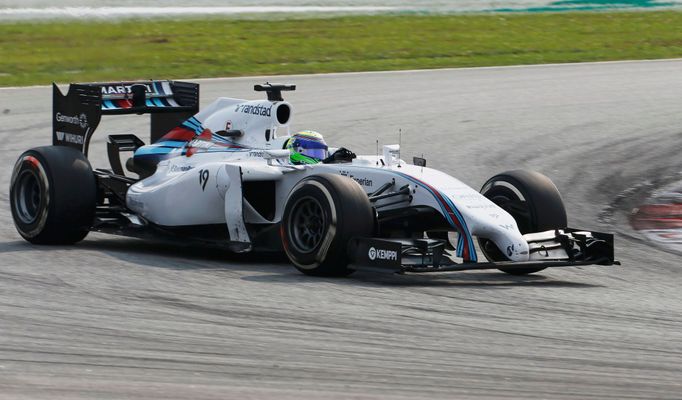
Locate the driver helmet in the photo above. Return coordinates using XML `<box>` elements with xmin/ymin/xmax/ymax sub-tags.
<box><xmin>285</xmin><ymin>130</ymin><xmax>328</xmax><ymax>164</ymax></box>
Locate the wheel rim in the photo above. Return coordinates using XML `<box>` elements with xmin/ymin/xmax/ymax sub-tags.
<box><xmin>14</xmin><ymin>169</ymin><xmax>43</xmax><ymax>225</ymax></box>
<box><xmin>289</xmin><ymin>196</ymin><xmax>327</xmax><ymax>253</ymax></box>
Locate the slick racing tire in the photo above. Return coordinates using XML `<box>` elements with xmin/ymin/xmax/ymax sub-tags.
<box><xmin>478</xmin><ymin>170</ymin><xmax>567</xmax><ymax>275</ymax></box>
<box><xmin>10</xmin><ymin>146</ymin><xmax>96</xmax><ymax>245</ymax></box>
<box><xmin>282</xmin><ymin>174</ymin><xmax>374</xmax><ymax>277</ymax></box>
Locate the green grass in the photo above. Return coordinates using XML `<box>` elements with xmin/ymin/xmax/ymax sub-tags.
<box><xmin>1</xmin><ymin>12</ymin><xmax>682</xmax><ymax>86</ymax></box>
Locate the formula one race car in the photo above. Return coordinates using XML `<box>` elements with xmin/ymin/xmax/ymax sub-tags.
<box><xmin>9</xmin><ymin>80</ymin><xmax>618</xmax><ymax>276</ymax></box>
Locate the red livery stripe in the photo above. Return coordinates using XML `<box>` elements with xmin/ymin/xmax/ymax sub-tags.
<box><xmin>117</xmin><ymin>99</ymin><xmax>133</xmax><ymax>109</ymax></box>
<box><xmin>161</xmin><ymin>127</ymin><xmax>197</xmax><ymax>142</ymax></box>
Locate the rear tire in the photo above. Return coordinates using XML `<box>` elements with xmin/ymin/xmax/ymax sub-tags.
<box><xmin>478</xmin><ymin>170</ymin><xmax>567</xmax><ymax>275</ymax></box>
<box><xmin>281</xmin><ymin>174</ymin><xmax>374</xmax><ymax>276</ymax></box>
<box><xmin>10</xmin><ymin>146</ymin><xmax>96</xmax><ymax>244</ymax></box>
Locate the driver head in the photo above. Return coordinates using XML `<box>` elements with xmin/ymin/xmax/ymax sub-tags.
<box><xmin>285</xmin><ymin>130</ymin><xmax>328</xmax><ymax>164</ymax></box>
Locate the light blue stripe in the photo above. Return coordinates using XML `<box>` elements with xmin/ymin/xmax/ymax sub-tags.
<box><xmin>135</xmin><ymin>147</ymin><xmax>176</xmax><ymax>155</ymax></box>
<box><xmin>152</xmin><ymin>81</ymin><xmax>163</xmax><ymax>96</ymax></box>
<box><xmin>182</xmin><ymin>118</ymin><xmax>203</xmax><ymax>134</ymax></box>
<box><xmin>184</xmin><ymin>117</ymin><xmax>202</xmax><ymax>130</ymax></box>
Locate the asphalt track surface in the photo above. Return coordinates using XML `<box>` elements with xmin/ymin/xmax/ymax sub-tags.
<box><xmin>1</xmin><ymin>60</ymin><xmax>681</xmax><ymax>399</ymax></box>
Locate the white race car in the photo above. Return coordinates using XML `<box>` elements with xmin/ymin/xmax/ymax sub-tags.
<box><xmin>10</xmin><ymin>81</ymin><xmax>617</xmax><ymax>276</ymax></box>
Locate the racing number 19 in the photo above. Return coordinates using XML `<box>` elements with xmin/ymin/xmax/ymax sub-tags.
<box><xmin>199</xmin><ymin>169</ymin><xmax>209</xmax><ymax>191</ymax></box>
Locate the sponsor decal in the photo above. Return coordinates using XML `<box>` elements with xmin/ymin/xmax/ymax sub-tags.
<box><xmin>353</xmin><ymin>177</ymin><xmax>373</xmax><ymax>187</ymax></box>
<box><xmin>248</xmin><ymin>151</ymin><xmax>265</xmax><ymax>157</ymax></box>
<box><xmin>234</xmin><ymin>103</ymin><xmax>272</xmax><ymax>117</ymax></box>
<box><xmin>507</xmin><ymin>244</ymin><xmax>515</xmax><ymax>257</ymax></box>
<box><xmin>100</xmin><ymin>84</ymin><xmax>153</xmax><ymax>95</ymax></box>
<box><xmin>457</xmin><ymin>193</ymin><xmax>483</xmax><ymax>200</ymax></box>
<box><xmin>185</xmin><ymin>138</ymin><xmax>215</xmax><ymax>157</ymax></box>
<box><xmin>187</xmin><ymin>139</ymin><xmax>214</xmax><ymax>149</ymax></box>
<box><xmin>466</xmin><ymin>204</ymin><xmax>497</xmax><ymax>209</ymax></box>
<box><xmin>368</xmin><ymin>246</ymin><xmax>398</xmax><ymax>261</ymax></box>
<box><xmin>225</xmin><ymin>120</ymin><xmax>232</xmax><ymax>130</ymax></box>
<box><xmin>355</xmin><ymin>239</ymin><xmax>402</xmax><ymax>267</ymax></box>
<box><xmin>170</xmin><ymin>164</ymin><xmax>194</xmax><ymax>173</ymax></box>
<box><xmin>55</xmin><ymin>112</ymin><xmax>88</xmax><ymax>129</ymax></box>
<box><xmin>339</xmin><ymin>171</ymin><xmax>373</xmax><ymax>187</ymax></box>
<box><xmin>55</xmin><ymin>130</ymin><xmax>84</xmax><ymax>144</ymax></box>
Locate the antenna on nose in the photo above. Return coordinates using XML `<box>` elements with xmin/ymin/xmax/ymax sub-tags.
<box><xmin>397</xmin><ymin>128</ymin><xmax>402</xmax><ymax>168</ymax></box>
<box><xmin>376</xmin><ymin>139</ymin><xmax>379</xmax><ymax>165</ymax></box>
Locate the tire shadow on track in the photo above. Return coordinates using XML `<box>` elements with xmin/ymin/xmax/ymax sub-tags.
<box><xmin>0</xmin><ymin>237</ymin><xmax>602</xmax><ymax>289</ymax></box>
<box><xmin>0</xmin><ymin>236</ymin><xmax>285</xmax><ymax>269</ymax></box>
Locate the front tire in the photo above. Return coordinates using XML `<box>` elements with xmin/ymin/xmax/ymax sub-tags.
<box><xmin>478</xmin><ymin>170</ymin><xmax>567</xmax><ymax>275</ymax></box>
<box><xmin>10</xmin><ymin>146</ymin><xmax>96</xmax><ymax>244</ymax></box>
<box><xmin>281</xmin><ymin>174</ymin><xmax>374</xmax><ymax>276</ymax></box>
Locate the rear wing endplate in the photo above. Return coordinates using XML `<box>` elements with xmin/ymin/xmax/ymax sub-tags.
<box><xmin>52</xmin><ymin>80</ymin><xmax>199</xmax><ymax>156</ymax></box>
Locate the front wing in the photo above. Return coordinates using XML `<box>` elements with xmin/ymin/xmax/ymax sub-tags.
<box><xmin>348</xmin><ymin>228</ymin><xmax>619</xmax><ymax>273</ymax></box>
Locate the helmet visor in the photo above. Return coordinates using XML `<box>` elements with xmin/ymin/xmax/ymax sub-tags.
<box><xmin>294</xmin><ymin>138</ymin><xmax>328</xmax><ymax>161</ymax></box>
<box><xmin>301</xmin><ymin>147</ymin><xmax>328</xmax><ymax>160</ymax></box>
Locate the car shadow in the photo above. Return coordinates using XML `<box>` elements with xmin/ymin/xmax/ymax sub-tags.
<box><xmin>0</xmin><ymin>237</ymin><xmax>603</xmax><ymax>289</ymax></box>
<box><xmin>244</xmin><ymin>270</ymin><xmax>602</xmax><ymax>289</ymax></box>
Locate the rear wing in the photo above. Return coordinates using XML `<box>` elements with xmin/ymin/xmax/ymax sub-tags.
<box><xmin>52</xmin><ymin>80</ymin><xmax>199</xmax><ymax>156</ymax></box>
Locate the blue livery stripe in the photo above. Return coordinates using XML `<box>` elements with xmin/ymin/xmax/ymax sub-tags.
<box><xmin>440</xmin><ymin>195</ymin><xmax>477</xmax><ymax>261</ymax></box>
<box><xmin>391</xmin><ymin>171</ymin><xmax>477</xmax><ymax>262</ymax></box>
<box><xmin>182</xmin><ymin>122</ymin><xmax>202</xmax><ymax>135</ymax></box>
<box><xmin>152</xmin><ymin>140</ymin><xmax>187</xmax><ymax>147</ymax></box>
